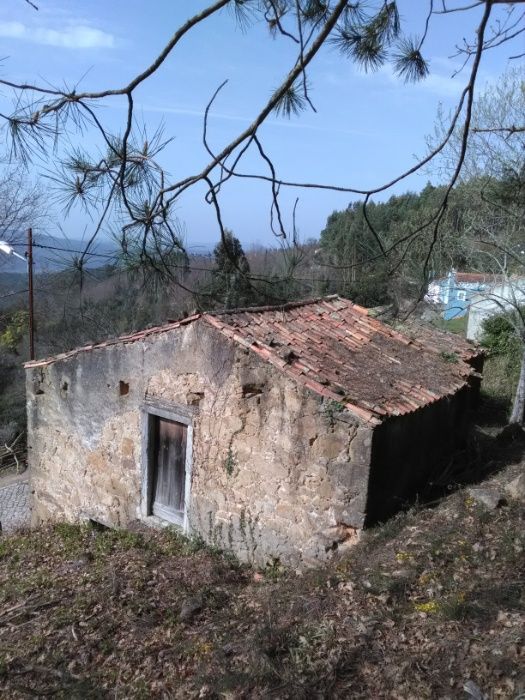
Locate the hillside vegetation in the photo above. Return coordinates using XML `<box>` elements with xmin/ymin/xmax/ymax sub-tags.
<box><xmin>1</xmin><ymin>447</ymin><xmax>523</xmax><ymax>698</ymax></box>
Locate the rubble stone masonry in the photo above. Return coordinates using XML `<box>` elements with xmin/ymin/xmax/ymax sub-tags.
<box><xmin>27</xmin><ymin>320</ymin><xmax>373</xmax><ymax>567</ymax></box>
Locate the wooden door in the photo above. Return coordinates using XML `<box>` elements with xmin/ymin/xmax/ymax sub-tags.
<box><xmin>152</xmin><ymin>416</ymin><xmax>187</xmax><ymax>521</ymax></box>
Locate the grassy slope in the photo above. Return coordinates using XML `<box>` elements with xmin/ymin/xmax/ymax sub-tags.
<box><xmin>0</xmin><ymin>456</ymin><xmax>524</xmax><ymax>699</ymax></box>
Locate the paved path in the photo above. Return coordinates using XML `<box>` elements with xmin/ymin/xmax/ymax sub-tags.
<box><xmin>0</xmin><ymin>478</ymin><xmax>30</xmax><ymax>533</ymax></box>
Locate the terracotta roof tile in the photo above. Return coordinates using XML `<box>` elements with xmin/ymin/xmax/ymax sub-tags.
<box><xmin>25</xmin><ymin>296</ymin><xmax>481</xmax><ymax>425</ymax></box>
<box><xmin>394</xmin><ymin>319</ymin><xmax>483</xmax><ymax>362</ymax></box>
<box><xmin>455</xmin><ymin>272</ymin><xmax>503</xmax><ymax>284</ymax></box>
<box><xmin>204</xmin><ymin>296</ymin><xmax>479</xmax><ymax>424</ymax></box>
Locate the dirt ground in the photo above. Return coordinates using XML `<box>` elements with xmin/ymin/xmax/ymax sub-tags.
<box><xmin>0</xmin><ymin>432</ymin><xmax>523</xmax><ymax>698</ymax></box>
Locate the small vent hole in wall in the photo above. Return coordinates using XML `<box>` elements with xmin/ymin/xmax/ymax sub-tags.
<box><xmin>119</xmin><ymin>380</ymin><xmax>129</xmax><ymax>396</ymax></box>
<box><xmin>89</xmin><ymin>518</ymin><xmax>110</xmax><ymax>532</ymax></box>
<box><xmin>62</xmin><ymin>381</ymin><xmax>68</xmax><ymax>392</ymax></box>
<box><xmin>187</xmin><ymin>391</ymin><xmax>204</xmax><ymax>406</ymax></box>
<box><xmin>242</xmin><ymin>383</ymin><xmax>264</xmax><ymax>399</ymax></box>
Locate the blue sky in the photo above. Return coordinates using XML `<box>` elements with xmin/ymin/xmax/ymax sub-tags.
<box><xmin>0</xmin><ymin>1</ymin><xmax>518</xmax><ymax>251</ymax></box>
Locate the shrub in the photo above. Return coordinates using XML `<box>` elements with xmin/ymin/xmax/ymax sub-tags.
<box><xmin>479</xmin><ymin>307</ymin><xmax>523</xmax><ymax>416</ymax></box>
<box><xmin>480</xmin><ymin>310</ymin><xmax>522</xmax><ymax>359</ymax></box>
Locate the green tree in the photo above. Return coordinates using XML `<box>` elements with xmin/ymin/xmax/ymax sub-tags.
<box><xmin>319</xmin><ymin>202</ymin><xmax>390</xmax><ymax>305</ymax></box>
<box><xmin>480</xmin><ymin>307</ymin><xmax>525</xmax><ymax>425</ymax></box>
<box><xmin>430</xmin><ymin>67</ymin><xmax>525</xmax><ymax>425</ymax></box>
<box><xmin>0</xmin><ymin>310</ymin><xmax>28</xmax><ymax>355</ymax></box>
<box><xmin>318</xmin><ymin>183</ymin><xmax>478</xmax><ymax>306</ymax></box>
<box><xmin>428</xmin><ymin>66</ymin><xmax>524</xmax><ymax>271</ymax></box>
<box><xmin>210</xmin><ymin>230</ymin><xmax>255</xmax><ymax>309</ymax></box>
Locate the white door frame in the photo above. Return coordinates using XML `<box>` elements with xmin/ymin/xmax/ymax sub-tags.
<box><xmin>140</xmin><ymin>399</ymin><xmax>194</xmax><ymax>532</ymax></box>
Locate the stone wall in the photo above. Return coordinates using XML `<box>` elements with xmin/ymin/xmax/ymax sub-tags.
<box><xmin>27</xmin><ymin>320</ymin><xmax>373</xmax><ymax>567</ymax></box>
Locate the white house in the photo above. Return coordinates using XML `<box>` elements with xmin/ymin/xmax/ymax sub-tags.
<box><xmin>467</xmin><ymin>278</ymin><xmax>525</xmax><ymax>341</ymax></box>
<box><xmin>425</xmin><ymin>270</ymin><xmax>504</xmax><ymax>321</ymax></box>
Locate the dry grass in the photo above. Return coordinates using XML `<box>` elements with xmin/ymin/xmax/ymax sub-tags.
<box><xmin>0</xmin><ymin>460</ymin><xmax>524</xmax><ymax>698</ymax></box>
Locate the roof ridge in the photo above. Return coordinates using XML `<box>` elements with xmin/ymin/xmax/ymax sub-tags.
<box><xmin>24</xmin><ymin>297</ymin><xmax>478</xmax><ymax>426</ymax></box>
<box><xmin>209</xmin><ymin>295</ymin><xmax>340</xmax><ymax>316</ymax></box>
<box><xmin>24</xmin><ymin>313</ymin><xmax>202</xmax><ymax>368</ymax></box>
<box><xmin>23</xmin><ymin>296</ymin><xmax>346</xmax><ymax>369</ymax></box>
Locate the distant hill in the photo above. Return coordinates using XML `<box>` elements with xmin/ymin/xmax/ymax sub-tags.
<box><xmin>0</xmin><ymin>233</ymin><xmax>117</xmax><ymax>273</ymax></box>
<box><xmin>0</xmin><ymin>233</ymin><xmax>215</xmax><ymax>274</ymax></box>
<box><xmin>0</xmin><ymin>272</ymin><xmax>27</xmax><ymax>309</ymax></box>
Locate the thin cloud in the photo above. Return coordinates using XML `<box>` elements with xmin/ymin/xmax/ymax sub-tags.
<box><xmin>385</xmin><ymin>63</ymin><xmax>464</xmax><ymax>98</ymax></box>
<box><xmin>137</xmin><ymin>103</ymin><xmax>374</xmax><ymax>137</ymax></box>
<box><xmin>419</xmin><ymin>72</ymin><xmax>464</xmax><ymax>97</ymax></box>
<box><xmin>350</xmin><ymin>61</ymin><xmax>465</xmax><ymax>98</ymax></box>
<box><xmin>0</xmin><ymin>21</ymin><xmax>115</xmax><ymax>49</ymax></box>
<box><xmin>141</xmin><ymin>104</ymin><xmax>248</xmax><ymax>123</ymax></box>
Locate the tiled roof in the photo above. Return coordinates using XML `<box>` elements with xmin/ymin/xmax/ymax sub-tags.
<box><xmin>26</xmin><ymin>297</ymin><xmax>479</xmax><ymax>425</ymax></box>
<box><xmin>204</xmin><ymin>297</ymin><xmax>478</xmax><ymax>424</ymax></box>
<box><xmin>393</xmin><ymin>320</ymin><xmax>483</xmax><ymax>364</ymax></box>
<box><xmin>454</xmin><ymin>272</ymin><xmax>503</xmax><ymax>284</ymax></box>
<box><xmin>429</xmin><ymin>272</ymin><xmax>504</xmax><ymax>286</ymax></box>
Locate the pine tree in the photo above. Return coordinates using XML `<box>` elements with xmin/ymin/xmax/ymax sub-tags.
<box><xmin>211</xmin><ymin>230</ymin><xmax>254</xmax><ymax>310</ymax></box>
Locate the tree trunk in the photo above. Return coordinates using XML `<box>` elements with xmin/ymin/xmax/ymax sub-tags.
<box><xmin>509</xmin><ymin>343</ymin><xmax>525</xmax><ymax>425</ymax></box>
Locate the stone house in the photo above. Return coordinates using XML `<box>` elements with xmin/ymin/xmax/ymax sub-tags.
<box><xmin>25</xmin><ymin>296</ymin><xmax>482</xmax><ymax>567</ymax></box>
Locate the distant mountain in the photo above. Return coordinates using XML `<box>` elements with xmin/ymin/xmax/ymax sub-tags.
<box><xmin>0</xmin><ymin>233</ymin><xmax>118</xmax><ymax>273</ymax></box>
<box><xmin>0</xmin><ymin>271</ymin><xmax>28</xmax><ymax>309</ymax></box>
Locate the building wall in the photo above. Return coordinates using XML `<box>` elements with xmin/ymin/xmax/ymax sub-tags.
<box><xmin>467</xmin><ymin>283</ymin><xmax>525</xmax><ymax>341</ymax></box>
<box><xmin>26</xmin><ymin>320</ymin><xmax>373</xmax><ymax>567</ymax></box>
<box><xmin>364</xmin><ymin>386</ymin><xmax>472</xmax><ymax>525</ymax></box>
<box><xmin>444</xmin><ymin>280</ymin><xmax>490</xmax><ymax>321</ymax></box>
<box><xmin>467</xmin><ymin>304</ymin><xmax>493</xmax><ymax>342</ymax></box>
